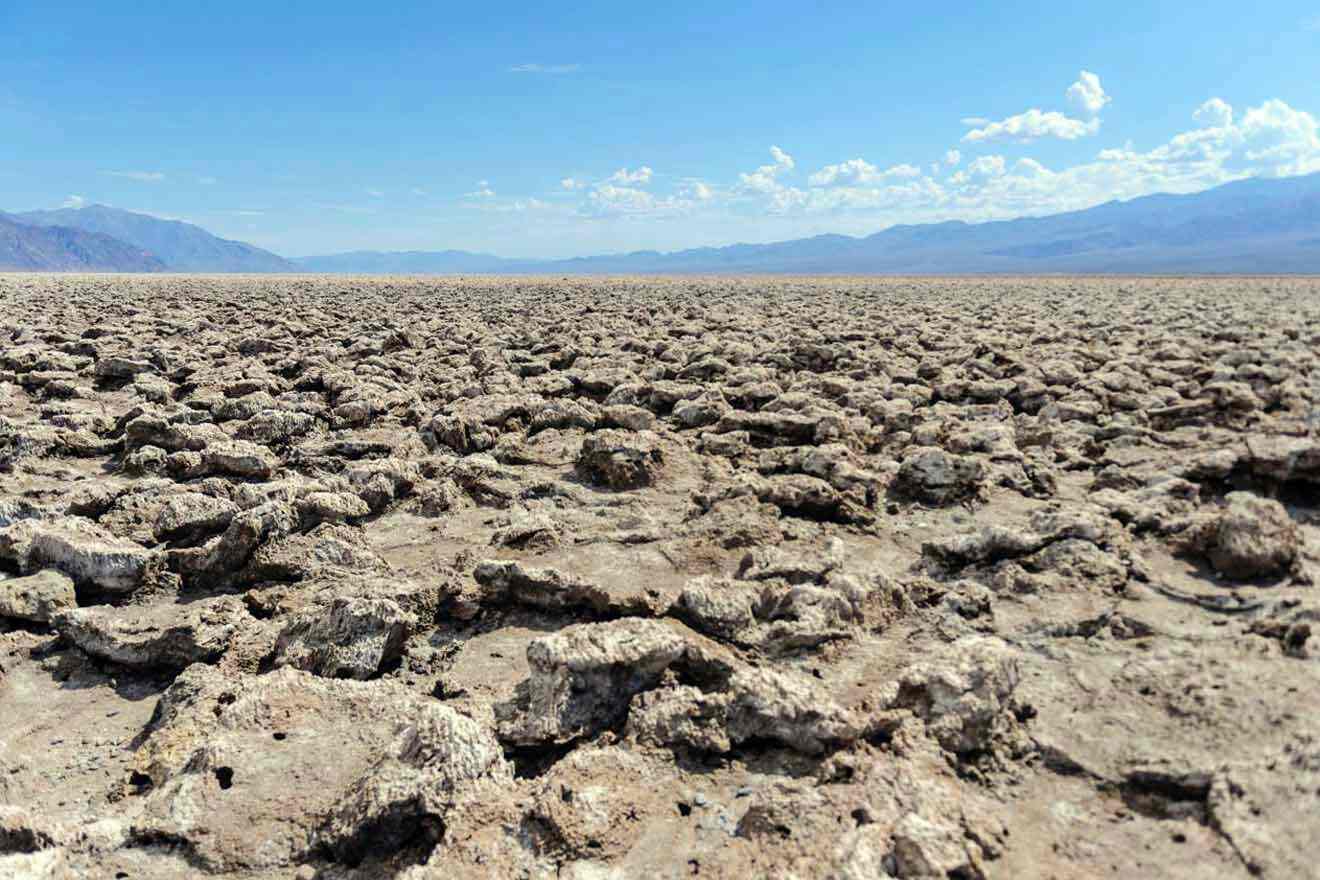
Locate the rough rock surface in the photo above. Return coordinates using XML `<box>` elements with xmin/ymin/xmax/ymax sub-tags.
<box><xmin>1</xmin><ymin>275</ymin><xmax>1318</xmax><ymax>879</ymax></box>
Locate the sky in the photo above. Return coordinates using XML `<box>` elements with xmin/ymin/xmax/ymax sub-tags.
<box><xmin>2</xmin><ymin>1</ymin><xmax>1319</xmax><ymax>259</ymax></box>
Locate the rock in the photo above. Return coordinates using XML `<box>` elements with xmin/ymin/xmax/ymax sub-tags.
<box><xmin>892</xmin><ymin>813</ymin><xmax>980</xmax><ymax>879</ymax></box>
<box><xmin>0</xmin><ymin>517</ymin><xmax>157</xmax><ymax>593</ymax></box>
<box><xmin>895</xmin><ymin>447</ymin><xmax>986</xmax><ymax>504</ymax></box>
<box><xmin>51</xmin><ymin>596</ymin><xmax>252</xmax><ymax>668</ymax></box>
<box><xmin>0</xmin><ymin>570</ymin><xmax>76</xmax><ymax>623</ymax></box>
<box><xmin>132</xmin><ymin>666</ymin><xmax>506</xmax><ymax>872</ymax></box>
<box><xmin>273</xmin><ymin>595</ymin><xmax>415</xmax><ymax>680</ymax></box>
<box><xmin>892</xmin><ymin>636</ymin><xmax>1021</xmax><ymax>756</ymax></box>
<box><xmin>497</xmin><ymin>618</ymin><xmax>735</xmax><ymax>745</ymax></box>
<box><xmin>317</xmin><ymin>701</ymin><xmax>511</xmax><ymax>863</ymax></box>
<box><xmin>576</xmin><ymin>429</ymin><xmax>664</xmax><ymax>489</ymax></box>
<box><xmin>1196</xmin><ymin>491</ymin><xmax>1299</xmax><ymax>580</ymax></box>
<box><xmin>153</xmin><ymin>492</ymin><xmax>239</xmax><ymax>543</ymax></box>
<box><xmin>297</xmin><ymin>490</ymin><xmax>370</xmax><ymax>525</ymax></box>
<box><xmin>473</xmin><ymin>559</ymin><xmax>662</xmax><ymax>616</ymax></box>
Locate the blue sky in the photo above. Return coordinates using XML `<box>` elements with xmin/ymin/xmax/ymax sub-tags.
<box><xmin>2</xmin><ymin>1</ymin><xmax>1318</xmax><ymax>258</ymax></box>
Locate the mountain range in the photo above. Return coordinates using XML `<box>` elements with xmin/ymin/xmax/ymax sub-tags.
<box><xmin>15</xmin><ymin>205</ymin><xmax>294</xmax><ymax>272</ymax></box>
<box><xmin>3</xmin><ymin>171</ymin><xmax>1319</xmax><ymax>274</ymax></box>
<box><xmin>0</xmin><ymin>211</ymin><xmax>165</xmax><ymax>272</ymax></box>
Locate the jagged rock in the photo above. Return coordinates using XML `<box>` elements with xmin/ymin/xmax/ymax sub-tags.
<box><xmin>273</xmin><ymin>595</ymin><xmax>415</xmax><ymax>679</ymax></box>
<box><xmin>627</xmin><ymin>666</ymin><xmax>867</xmax><ymax>756</ymax></box>
<box><xmin>296</xmin><ymin>490</ymin><xmax>370</xmax><ymax>526</ymax></box>
<box><xmin>131</xmin><ymin>666</ymin><xmax>506</xmax><ymax>872</ymax></box>
<box><xmin>245</xmin><ymin>523</ymin><xmax>388</xmax><ymax>582</ymax></box>
<box><xmin>1188</xmin><ymin>491</ymin><xmax>1300</xmax><ymax>580</ymax></box>
<box><xmin>153</xmin><ymin>492</ymin><xmax>239</xmax><ymax>543</ymax></box>
<box><xmin>317</xmin><ymin>701</ymin><xmax>510</xmax><ymax>863</ymax></box>
<box><xmin>891</xmin><ymin>813</ymin><xmax>982</xmax><ymax>879</ymax></box>
<box><xmin>895</xmin><ymin>447</ymin><xmax>986</xmax><ymax>504</ymax></box>
<box><xmin>0</xmin><ymin>570</ymin><xmax>76</xmax><ymax>623</ymax></box>
<box><xmin>497</xmin><ymin>618</ymin><xmax>736</xmax><ymax>745</ymax></box>
<box><xmin>576</xmin><ymin>429</ymin><xmax>664</xmax><ymax>489</ymax></box>
<box><xmin>0</xmin><ymin>517</ymin><xmax>157</xmax><ymax>593</ymax></box>
<box><xmin>51</xmin><ymin>596</ymin><xmax>252</xmax><ymax>668</ymax></box>
<box><xmin>892</xmin><ymin>636</ymin><xmax>1021</xmax><ymax>756</ymax></box>
<box><xmin>473</xmin><ymin>559</ymin><xmax>663</xmax><ymax>616</ymax></box>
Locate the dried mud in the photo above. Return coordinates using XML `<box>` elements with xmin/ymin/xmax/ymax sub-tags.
<box><xmin>1</xmin><ymin>274</ymin><xmax>1318</xmax><ymax>879</ymax></box>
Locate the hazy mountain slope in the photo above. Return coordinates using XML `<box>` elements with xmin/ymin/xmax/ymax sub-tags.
<box><xmin>294</xmin><ymin>249</ymin><xmax>515</xmax><ymax>274</ymax></box>
<box><xmin>289</xmin><ymin>172</ymin><xmax>1320</xmax><ymax>274</ymax></box>
<box><xmin>17</xmin><ymin>205</ymin><xmax>294</xmax><ymax>272</ymax></box>
<box><xmin>0</xmin><ymin>212</ymin><xmax>166</xmax><ymax>272</ymax></box>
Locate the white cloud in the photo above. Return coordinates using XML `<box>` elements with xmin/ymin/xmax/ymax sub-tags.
<box><xmin>968</xmin><ymin>155</ymin><xmax>1007</xmax><ymax>177</ymax></box>
<box><xmin>466</xmin><ymin>180</ymin><xmax>496</xmax><ymax>199</ymax></box>
<box><xmin>61</xmin><ymin>195</ymin><xmax>86</xmax><ymax>209</ymax></box>
<box><xmin>527</xmin><ymin>94</ymin><xmax>1319</xmax><ymax>246</ymax></box>
<box><xmin>809</xmin><ymin>159</ymin><xmax>922</xmax><ymax>187</ymax></box>
<box><xmin>609</xmin><ymin>166</ymin><xmax>654</xmax><ymax>185</ymax></box>
<box><xmin>1193</xmin><ymin>97</ymin><xmax>1233</xmax><ymax>129</ymax></box>
<box><xmin>508</xmin><ymin>63</ymin><xmax>580</xmax><ymax>74</ymax></box>
<box><xmin>587</xmin><ymin>183</ymin><xmax>657</xmax><ymax>215</ymax></box>
<box><xmin>739</xmin><ymin>145</ymin><xmax>796</xmax><ymax>193</ymax></box>
<box><xmin>964</xmin><ymin>71</ymin><xmax>1109</xmax><ymax>144</ymax></box>
<box><xmin>1013</xmin><ymin>158</ymin><xmax>1051</xmax><ymax>177</ymax></box>
<box><xmin>1066</xmin><ymin>70</ymin><xmax>1110</xmax><ymax>116</ymax></box>
<box><xmin>104</xmin><ymin>170</ymin><xmax>165</xmax><ymax>182</ymax></box>
<box><xmin>963</xmin><ymin>109</ymin><xmax>1099</xmax><ymax>143</ymax></box>
<box><xmin>680</xmin><ymin>180</ymin><xmax>714</xmax><ymax>200</ymax></box>
<box><xmin>561</xmin><ymin>177</ymin><xmax>587</xmax><ymax>190</ymax></box>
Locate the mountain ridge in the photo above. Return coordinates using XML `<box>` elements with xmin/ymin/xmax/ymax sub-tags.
<box><xmin>0</xmin><ymin>211</ymin><xmax>166</xmax><ymax>272</ymax></box>
<box><xmin>16</xmin><ymin>205</ymin><xmax>295</xmax><ymax>273</ymax></box>
<box><xmin>6</xmin><ymin>171</ymin><xmax>1319</xmax><ymax>274</ymax></box>
<box><xmin>294</xmin><ymin>171</ymin><xmax>1320</xmax><ymax>274</ymax></box>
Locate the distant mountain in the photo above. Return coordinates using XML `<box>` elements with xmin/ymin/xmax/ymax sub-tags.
<box><xmin>17</xmin><ymin>205</ymin><xmax>295</xmax><ymax>273</ymax></box>
<box><xmin>296</xmin><ymin>171</ymin><xmax>1320</xmax><ymax>274</ymax></box>
<box><xmin>0</xmin><ymin>211</ymin><xmax>165</xmax><ymax>272</ymax></box>
<box><xmin>294</xmin><ymin>249</ymin><xmax>514</xmax><ymax>274</ymax></box>
<box><xmin>9</xmin><ymin>171</ymin><xmax>1318</xmax><ymax>276</ymax></box>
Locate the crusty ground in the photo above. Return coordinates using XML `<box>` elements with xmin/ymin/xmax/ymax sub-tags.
<box><xmin>0</xmin><ymin>274</ymin><xmax>1318</xmax><ymax>879</ymax></box>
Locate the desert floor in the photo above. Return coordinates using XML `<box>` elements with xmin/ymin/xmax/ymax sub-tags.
<box><xmin>1</xmin><ymin>274</ymin><xmax>1317</xmax><ymax>879</ymax></box>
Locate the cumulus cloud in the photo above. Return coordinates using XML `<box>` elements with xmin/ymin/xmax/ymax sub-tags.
<box><xmin>1066</xmin><ymin>70</ymin><xmax>1110</xmax><ymax>116</ymax></box>
<box><xmin>561</xmin><ymin>177</ymin><xmax>587</xmax><ymax>190</ymax></box>
<box><xmin>586</xmin><ymin>183</ymin><xmax>657</xmax><ymax>215</ymax></box>
<box><xmin>681</xmin><ymin>180</ymin><xmax>714</xmax><ymax>200</ymax></box>
<box><xmin>104</xmin><ymin>170</ymin><xmax>165</xmax><ymax>182</ymax></box>
<box><xmin>963</xmin><ymin>109</ymin><xmax>1099</xmax><ymax>143</ymax></box>
<box><xmin>809</xmin><ymin>159</ymin><xmax>921</xmax><ymax>187</ymax></box>
<box><xmin>968</xmin><ymin>155</ymin><xmax>1007</xmax><ymax>177</ymax></box>
<box><xmin>1194</xmin><ymin>97</ymin><xmax>1234</xmax><ymax>128</ymax></box>
<box><xmin>61</xmin><ymin>195</ymin><xmax>86</xmax><ymax>209</ymax></box>
<box><xmin>508</xmin><ymin>63</ymin><xmax>580</xmax><ymax>74</ymax></box>
<box><xmin>609</xmin><ymin>166</ymin><xmax>654</xmax><ymax>185</ymax></box>
<box><xmin>544</xmin><ymin>94</ymin><xmax>1318</xmax><ymax>235</ymax></box>
<box><xmin>739</xmin><ymin>145</ymin><xmax>796</xmax><ymax>193</ymax></box>
<box><xmin>964</xmin><ymin>71</ymin><xmax>1109</xmax><ymax>144</ymax></box>
<box><xmin>466</xmin><ymin>180</ymin><xmax>496</xmax><ymax>198</ymax></box>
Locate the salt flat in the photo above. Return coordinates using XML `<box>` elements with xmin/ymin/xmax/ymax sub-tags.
<box><xmin>1</xmin><ymin>274</ymin><xmax>1317</xmax><ymax>878</ymax></box>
